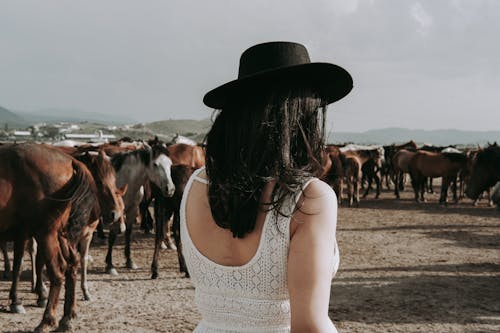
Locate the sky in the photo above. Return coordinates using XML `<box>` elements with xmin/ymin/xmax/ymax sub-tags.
<box><xmin>0</xmin><ymin>0</ymin><xmax>499</xmax><ymax>132</ymax></box>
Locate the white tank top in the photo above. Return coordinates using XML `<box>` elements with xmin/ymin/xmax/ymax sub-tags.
<box><xmin>180</xmin><ymin>168</ymin><xmax>339</xmax><ymax>332</ymax></box>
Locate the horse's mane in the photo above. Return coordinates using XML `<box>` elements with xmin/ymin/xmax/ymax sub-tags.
<box><xmin>442</xmin><ymin>152</ymin><xmax>466</xmax><ymax>164</ymax></box>
<box><xmin>111</xmin><ymin>148</ymin><xmax>152</xmax><ymax>172</ymax></box>
<box><xmin>76</xmin><ymin>153</ymin><xmax>116</xmax><ymax>184</ymax></box>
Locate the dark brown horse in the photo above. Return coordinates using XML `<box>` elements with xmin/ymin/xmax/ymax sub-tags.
<box><xmin>409</xmin><ymin>151</ymin><xmax>467</xmax><ymax>203</ymax></box>
<box><xmin>151</xmin><ymin>165</ymin><xmax>196</xmax><ymax>279</ymax></box>
<box><xmin>0</xmin><ymin>143</ymin><xmax>102</xmax><ymax>332</ymax></box>
<box><xmin>466</xmin><ymin>146</ymin><xmax>500</xmax><ymax>202</ymax></box>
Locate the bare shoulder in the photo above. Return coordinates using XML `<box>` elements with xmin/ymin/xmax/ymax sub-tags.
<box><xmin>291</xmin><ymin>179</ymin><xmax>338</xmax><ymax>233</ymax></box>
<box><xmin>298</xmin><ymin>179</ymin><xmax>338</xmax><ymax>215</ymax></box>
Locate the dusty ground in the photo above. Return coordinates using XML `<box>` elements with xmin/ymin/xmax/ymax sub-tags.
<box><xmin>1</xmin><ymin>186</ymin><xmax>499</xmax><ymax>333</ymax></box>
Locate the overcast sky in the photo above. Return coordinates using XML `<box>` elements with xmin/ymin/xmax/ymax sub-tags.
<box><xmin>0</xmin><ymin>0</ymin><xmax>498</xmax><ymax>132</ymax></box>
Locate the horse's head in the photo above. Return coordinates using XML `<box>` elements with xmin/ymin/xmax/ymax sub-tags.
<box><xmin>81</xmin><ymin>150</ymin><xmax>127</xmax><ymax>234</ymax></box>
<box><xmin>148</xmin><ymin>151</ymin><xmax>175</xmax><ymax>198</ymax></box>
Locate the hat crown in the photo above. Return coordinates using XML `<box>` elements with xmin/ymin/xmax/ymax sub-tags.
<box><xmin>238</xmin><ymin>42</ymin><xmax>311</xmax><ymax>79</ymax></box>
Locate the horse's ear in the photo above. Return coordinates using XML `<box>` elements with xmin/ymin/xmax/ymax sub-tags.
<box><xmin>117</xmin><ymin>184</ymin><xmax>128</xmax><ymax>196</ymax></box>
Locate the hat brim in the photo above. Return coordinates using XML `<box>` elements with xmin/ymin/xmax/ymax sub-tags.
<box><xmin>203</xmin><ymin>62</ymin><xmax>353</xmax><ymax>109</ymax></box>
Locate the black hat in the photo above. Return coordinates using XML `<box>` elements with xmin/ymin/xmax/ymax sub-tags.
<box><xmin>203</xmin><ymin>41</ymin><xmax>353</xmax><ymax>109</ymax></box>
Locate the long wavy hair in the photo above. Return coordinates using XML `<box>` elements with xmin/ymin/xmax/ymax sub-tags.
<box><xmin>205</xmin><ymin>87</ymin><xmax>328</xmax><ymax>238</ymax></box>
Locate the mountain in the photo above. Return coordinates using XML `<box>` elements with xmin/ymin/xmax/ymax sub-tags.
<box><xmin>15</xmin><ymin>108</ymin><xmax>137</xmax><ymax>125</ymax></box>
<box><xmin>328</xmin><ymin>127</ymin><xmax>500</xmax><ymax>146</ymax></box>
<box><xmin>0</xmin><ymin>105</ymin><xmax>27</xmax><ymax>128</ymax></box>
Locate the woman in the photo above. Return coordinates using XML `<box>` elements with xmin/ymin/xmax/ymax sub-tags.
<box><xmin>180</xmin><ymin>41</ymin><xmax>353</xmax><ymax>332</ymax></box>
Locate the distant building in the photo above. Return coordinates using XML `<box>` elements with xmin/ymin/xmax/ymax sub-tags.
<box><xmin>64</xmin><ymin>130</ymin><xmax>116</xmax><ymax>143</ymax></box>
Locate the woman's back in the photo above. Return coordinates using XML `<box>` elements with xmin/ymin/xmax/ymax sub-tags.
<box><xmin>180</xmin><ymin>168</ymin><xmax>339</xmax><ymax>332</ymax></box>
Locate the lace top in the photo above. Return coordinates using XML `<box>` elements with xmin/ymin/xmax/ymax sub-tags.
<box><xmin>180</xmin><ymin>168</ymin><xmax>339</xmax><ymax>332</ymax></box>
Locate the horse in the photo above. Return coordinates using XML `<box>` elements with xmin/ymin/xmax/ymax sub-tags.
<box><xmin>341</xmin><ymin>147</ymin><xmax>383</xmax><ymax>199</ymax></box>
<box><xmin>321</xmin><ymin>145</ymin><xmax>344</xmax><ymax>204</ymax></box>
<box><xmin>382</xmin><ymin>140</ymin><xmax>418</xmax><ymax>189</ymax></box>
<box><xmin>105</xmin><ymin>146</ymin><xmax>175</xmax><ymax>275</ymax></box>
<box><xmin>0</xmin><ymin>143</ymin><xmax>115</xmax><ymax>332</ymax></box>
<box><xmin>342</xmin><ymin>153</ymin><xmax>362</xmax><ymax>207</ymax></box>
<box><xmin>71</xmin><ymin>150</ymin><xmax>127</xmax><ymax>299</ymax></box>
<box><xmin>392</xmin><ymin>149</ymin><xmax>416</xmax><ymax>198</ymax></box>
<box><xmin>168</xmin><ymin>143</ymin><xmax>205</xmax><ymax>169</ymax></box>
<box><xmin>151</xmin><ymin>165</ymin><xmax>196</xmax><ymax>279</ymax></box>
<box><xmin>409</xmin><ymin>151</ymin><xmax>467</xmax><ymax>203</ymax></box>
<box><xmin>1</xmin><ymin>149</ymin><xmax>128</xmax><ymax>305</ymax></box>
<box><xmin>466</xmin><ymin>146</ymin><xmax>500</xmax><ymax>203</ymax></box>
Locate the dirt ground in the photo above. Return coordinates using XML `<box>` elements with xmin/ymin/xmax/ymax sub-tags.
<box><xmin>1</xmin><ymin>185</ymin><xmax>499</xmax><ymax>333</ymax></box>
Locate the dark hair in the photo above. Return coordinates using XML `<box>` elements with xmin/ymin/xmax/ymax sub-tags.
<box><xmin>205</xmin><ymin>87</ymin><xmax>327</xmax><ymax>238</ymax></box>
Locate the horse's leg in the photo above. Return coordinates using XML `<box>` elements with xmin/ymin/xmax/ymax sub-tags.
<box><xmin>347</xmin><ymin>177</ymin><xmax>353</xmax><ymax>207</ymax></box>
<box><xmin>452</xmin><ymin>176</ymin><xmax>459</xmax><ymax>203</ymax></box>
<box><xmin>151</xmin><ymin>198</ymin><xmax>165</xmax><ymax>279</ymax></box>
<box><xmin>362</xmin><ymin>173</ymin><xmax>371</xmax><ymax>199</ymax></box>
<box><xmin>428</xmin><ymin>177</ymin><xmax>434</xmax><ymax>194</ymax></box>
<box><xmin>34</xmin><ymin>234</ymin><xmax>67</xmax><ymax>333</ymax></box>
<box><xmin>1</xmin><ymin>240</ymin><xmax>11</xmax><ymax>280</ymax></box>
<box><xmin>410</xmin><ymin>172</ymin><xmax>419</xmax><ymax>202</ymax></box>
<box><xmin>420</xmin><ymin>177</ymin><xmax>426</xmax><ymax>202</ymax></box>
<box><xmin>105</xmin><ymin>230</ymin><xmax>118</xmax><ymax>275</ymax></box>
<box><xmin>337</xmin><ymin>180</ymin><xmax>343</xmax><ymax>205</ymax></box>
<box><xmin>173</xmin><ymin>211</ymin><xmax>189</xmax><ymax>277</ymax></box>
<box><xmin>439</xmin><ymin>177</ymin><xmax>449</xmax><ymax>204</ymax></box>
<box><xmin>125</xmin><ymin>207</ymin><xmax>139</xmax><ymax>270</ymax></box>
<box><xmin>487</xmin><ymin>188</ymin><xmax>493</xmax><ymax>207</ymax></box>
<box><xmin>165</xmin><ymin>215</ymin><xmax>177</xmax><ymax>250</ymax></box>
<box><xmin>79</xmin><ymin>223</ymin><xmax>96</xmax><ymax>301</ymax></box>
<box><xmin>354</xmin><ymin>176</ymin><xmax>360</xmax><ymax>207</ymax></box>
<box><xmin>35</xmin><ymin>247</ymin><xmax>48</xmax><ymax>308</ymax></box>
<box><xmin>9</xmin><ymin>238</ymin><xmax>27</xmax><ymax>314</ymax></box>
<box><xmin>374</xmin><ymin>171</ymin><xmax>381</xmax><ymax>199</ymax></box>
<box><xmin>29</xmin><ymin>238</ymin><xmax>37</xmax><ymax>292</ymax></box>
<box><xmin>394</xmin><ymin>171</ymin><xmax>401</xmax><ymax>199</ymax></box>
<box><xmin>58</xmin><ymin>240</ymin><xmax>79</xmax><ymax>332</ymax></box>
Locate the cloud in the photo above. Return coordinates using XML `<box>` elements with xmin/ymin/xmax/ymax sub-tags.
<box><xmin>410</xmin><ymin>2</ymin><xmax>433</xmax><ymax>35</ymax></box>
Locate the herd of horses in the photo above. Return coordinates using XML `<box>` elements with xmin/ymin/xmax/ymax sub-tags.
<box><xmin>0</xmin><ymin>137</ymin><xmax>499</xmax><ymax>332</ymax></box>
<box><xmin>321</xmin><ymin>141</ymin><xmax>500</xmax><ymax>208</ymax></box>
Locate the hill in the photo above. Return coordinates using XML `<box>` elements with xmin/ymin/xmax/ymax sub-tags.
<box><xmin>143</xmin><ymin>119</ymin><xmax>212</xmax><ymax>140</ymax></box>
<box><xmin>0</xmin><ymin>105</ymin><xmax>27</xmax><ymax>128</ymax></box>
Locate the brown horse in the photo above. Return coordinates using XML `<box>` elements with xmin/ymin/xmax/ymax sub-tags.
<box><xmin>321</xmin><ymin>145</ymin><xmax>344</xmax><ymax>204</ymax></box>
<box><xmin>409</xmin><ymin>151</ymin><xmax>467</xmax><ymax>203</ymax></box>
<box><xmin>0</xmin><ymin>143</ymin><xmax>106</xmax><ymax>332</ymax></box>
<box><xmin>392</xmin><ymin>149</ymin><xmax>416</xmax><ymax>198</ymax></box>
<box><xmin>342</xmin><ymin>154</ymin><xmax>362</xmax><ymax>207</ymax></box>
<box><xmin>168</xmin><ymin>143</ymin><xmax>205</xmax><ymax>168</ymax></box>
<box><xmin>382</xmin><ymin>140</ymin><xmax>417</xmax><ymax>189</ymax></box>
<box><xmin>343</xmin><ymin>149</ymin><xmax>382</xmax><ymax>199</ymax></box>
<box><xmin>152</xmin><ymin>164</ymin><xmax>196</xmax><ymax>279</ymax></box>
